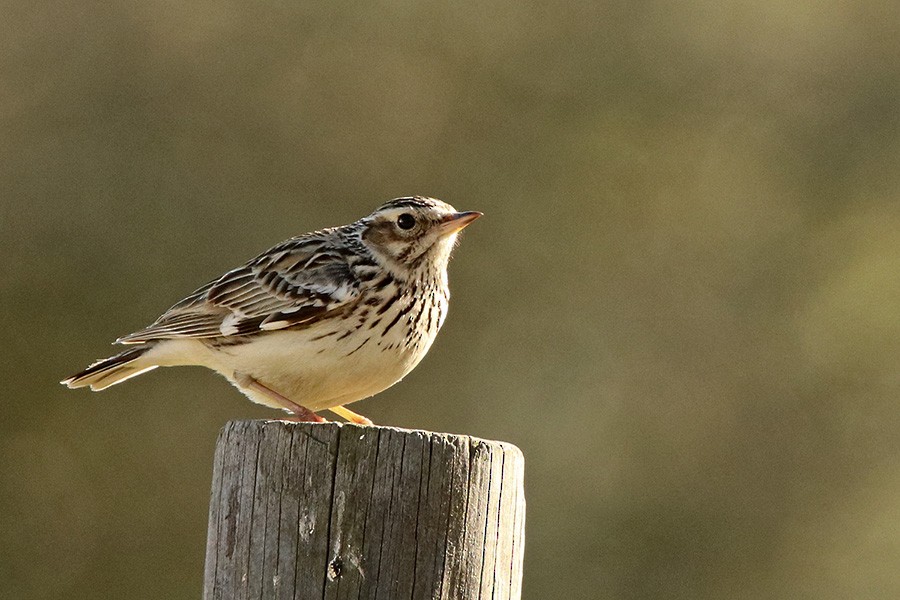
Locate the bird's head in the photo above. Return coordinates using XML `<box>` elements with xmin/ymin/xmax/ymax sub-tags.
<box><xmin>360</xmin><ymin>197</ymin><xmax>481</xmax><ymax>279</ymax></box>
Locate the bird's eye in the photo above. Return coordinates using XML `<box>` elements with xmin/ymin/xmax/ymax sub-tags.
<box><xmin>396</xmin><ymin>213</ymin><xmax>416</xmax><ymax>230</ymax></box>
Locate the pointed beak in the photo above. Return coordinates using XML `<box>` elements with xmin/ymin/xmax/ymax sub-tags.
<box><xmin>437</xmin><ymin>211</ymin><xmax>482</xmax><ymax>236</ymax></box>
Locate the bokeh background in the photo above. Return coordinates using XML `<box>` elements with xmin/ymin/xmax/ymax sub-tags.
<box><xmin>3</xmin><ymin>1</ymin><xmax>900</xmax><ymax>598</ymax></box>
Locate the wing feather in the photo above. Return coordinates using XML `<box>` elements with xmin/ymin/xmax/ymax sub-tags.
<box><xmin>117</xmin><ymin>232</ymin><xmax>361</xmax><ymax>344</ymax></box>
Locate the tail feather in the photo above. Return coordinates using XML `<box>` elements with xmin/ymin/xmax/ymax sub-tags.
<box><xmin>61</xmin><ymin>346</ymin><xmax>158</xmax><ymax>391</ymax></box>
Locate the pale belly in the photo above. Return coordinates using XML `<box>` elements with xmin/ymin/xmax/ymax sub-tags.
<box><xmin>164</xmin><ymin>325</ymin><xmax>437</xmax><ymax>412</ymax></box>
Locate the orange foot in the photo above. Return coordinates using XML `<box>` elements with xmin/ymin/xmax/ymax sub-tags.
<box><xmin>329</xmin><ymin>405</ymin><xmax>374</xmax><ymax>426</ymax></box>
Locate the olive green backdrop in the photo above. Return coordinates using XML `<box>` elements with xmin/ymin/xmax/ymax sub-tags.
<box><xmin>3</xmin><ymin>1</ymin><xmax>900</xmax><ymax>599</ymax></box>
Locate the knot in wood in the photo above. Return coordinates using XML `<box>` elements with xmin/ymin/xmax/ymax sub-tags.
<box><xmin>327</xmin><ymin>556</ymin><xmax>343</xmax><ymax>581</ymax></box>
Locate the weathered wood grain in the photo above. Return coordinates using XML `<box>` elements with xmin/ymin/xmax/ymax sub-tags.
<box><xmin>203</xmin><ymin>420</ymin><xmax>525</xmax><ymax>600</ymax></box>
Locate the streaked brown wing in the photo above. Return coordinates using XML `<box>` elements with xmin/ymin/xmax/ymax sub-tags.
<box><xmin>117</xmin><ymin>234</ymin><xmax>361</xmax><ymax>344</ymax></box>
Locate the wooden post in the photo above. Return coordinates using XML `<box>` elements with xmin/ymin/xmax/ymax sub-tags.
<box><xmin>203</xmin><ymin>420</ymin><xmax>525</xmax><ymax>600</ymax></box>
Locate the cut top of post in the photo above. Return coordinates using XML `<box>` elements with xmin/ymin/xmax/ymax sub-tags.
<box><xmin>203</xmin><ymin>420</ymin><xmax>526</xmax><ymax>600</ymax></box>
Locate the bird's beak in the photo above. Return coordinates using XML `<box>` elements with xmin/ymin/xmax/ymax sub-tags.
<box><xmin>437</xmin><ymin>211</ymin><xmax>482</xmax><ymax>236</ymax></box>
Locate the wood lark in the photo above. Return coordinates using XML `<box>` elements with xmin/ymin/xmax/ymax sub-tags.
<box><xmin>61</xmin><ymin>197</ymin><xmax>481</xmax><ymax>425</ymax></box>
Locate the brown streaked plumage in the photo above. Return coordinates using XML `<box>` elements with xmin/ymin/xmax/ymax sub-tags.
<box><xmin>61</xmin><ymin>197</ymin><xmax>481</xmax><ymax>424</ymax></box>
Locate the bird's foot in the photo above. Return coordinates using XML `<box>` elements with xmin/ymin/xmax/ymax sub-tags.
<box><xmin>282</xmin><ymin>410</ymin><xmax>327</xmax><ymax>423</ymax></box>
<box><xmin>329</xmin><ymin>405</ymin><xmax>374</xmax><ymax>426</ymax></box>
<box><xmin>236</xmin><ymin>372</ymin><xmax>326</xmax><ymax>423</ymax></box>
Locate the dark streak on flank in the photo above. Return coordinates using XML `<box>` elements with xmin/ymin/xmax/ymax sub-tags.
<box><xmin>310</xmin><ymin>330</ymin><xmax>339</xmax><ymax>341</ymax></box>
<box><xmin>425</xmin><ymin>302</ymin><xmax>434</xmax><ymax>333</ymax></box>
<box><xmin>345</xmin><ymin>337</ymin><xmax>370</xmax><ymax>357</ymax></box>
<box><xmin>377</xmin><ymin>290</ymin><xmax>402</xmax><ymax>315</ymax></box>
<box><xmin>409</xmin><ymin>293</ymin><xmax>428</xmax><ymax>335</ymax></box>
<box><xmin>381</xmin><ymin>300</ymin><xmax>415</xmax><ymax>337</ymax></box>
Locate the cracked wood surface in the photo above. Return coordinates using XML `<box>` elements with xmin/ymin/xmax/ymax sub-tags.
<box><xmin>203</xmin><ymin>420</ymin><xmax>525</xmax><ymax>600</ymax></box>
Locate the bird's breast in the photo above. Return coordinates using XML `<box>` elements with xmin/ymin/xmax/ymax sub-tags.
<box><xmin>214</xmin><ymin>285</ymin><xmax>448</xmax><ymax>411</ymax></box>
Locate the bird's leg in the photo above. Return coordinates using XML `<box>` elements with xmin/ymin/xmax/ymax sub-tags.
<box><xmin>235</xmin><ymin>372</ymin><xmax>326</xmax><ymax>423</ymax></box>
<box><xmin>329</xmin><ymin>405</ymin><xmax>374</xmax><ymax>426</ymax></box>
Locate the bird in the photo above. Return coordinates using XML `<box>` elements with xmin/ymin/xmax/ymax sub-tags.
<box><xmin>61</xmin><ymin>196</ymin><xmax>481</xmax><ymax>425</ymax></box>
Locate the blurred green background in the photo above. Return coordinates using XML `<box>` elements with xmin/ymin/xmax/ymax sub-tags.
<box><xmin>3</xmin><ymin>1</ymin><xmax>900</xmax><ymax>598</ymax></box>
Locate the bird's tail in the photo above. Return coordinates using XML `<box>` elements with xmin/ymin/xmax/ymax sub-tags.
<box><xmin>61</xmin><ymin>346</ymin><xmax>158</xmax><ymax>391</ymax></box>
